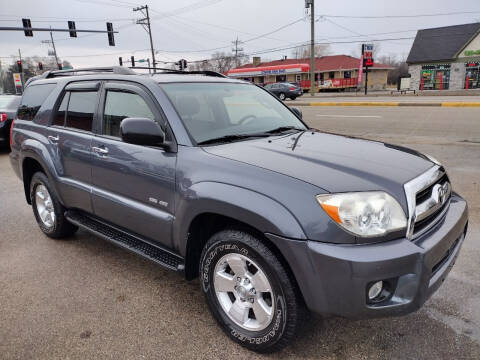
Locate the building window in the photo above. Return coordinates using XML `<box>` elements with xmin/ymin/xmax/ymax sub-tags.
<box><xmin>420</xmin><ymin>64</ymin><xmax>451</xmax><ymax>90</ymax></box>
<box><xmin>329</xmin><ymin>71</ymin><xmax>335</xmax><ymax>79</ymax></box>
<box><xmin>465</xmin><ymin>62</ymin><xmax>480</xmax><ymax>89</ymax></box>
<box><xmin>344</xmin><ymin>71</ymin><xmax>351</xmax><ymax>79</ymax></box>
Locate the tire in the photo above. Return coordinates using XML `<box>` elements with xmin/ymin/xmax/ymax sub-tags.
<box><xmin>290</xmin><ymin>96</ymin><xmax>297</xmax><ymax>101</ymax></box>
<box><xmin>30</xmin><ymin>171</ymin><xmax>78</xmax><ymax>239</ymax></box>
<box><xmin>278</xmin><ymin>93</ymin><xmax>286</xmax><ymax>101</ymax></box>
<box><xmin>199</xmin><ymin>229</ymin><xmax>305</xmax><ymax>353</ymax></box>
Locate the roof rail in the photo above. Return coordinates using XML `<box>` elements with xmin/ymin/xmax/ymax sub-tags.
<box><xmin>129</xmin><ymin>66</ymin><xmax>226</xmax><ymax>78</ymax></box>
<box><xmin>43</xmin><ymin>66</ymin><xmax>136</xmax><ymax>79</ymax></box>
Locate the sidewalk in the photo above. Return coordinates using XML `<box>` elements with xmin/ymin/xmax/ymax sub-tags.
<box><xmin>288</xmin><ymin>95</ymin><xmax>480</xmax><ymax>107</ymax></box>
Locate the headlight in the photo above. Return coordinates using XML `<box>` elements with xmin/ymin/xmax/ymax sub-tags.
<box><xmin>316</xmin><ymin>192</ymin><xmax>407</xmax><ymax>237</ymax></box>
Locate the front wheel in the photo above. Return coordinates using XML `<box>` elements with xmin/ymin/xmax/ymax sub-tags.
<box><xmin>278</xmin><ymin>93</ymin><xmax>286</xmax><ymax>101</ymax></box>
<box><xmin>199</xmin><ymin>230</ymin><xmax>305</xmax><ymax>353</ymax></box>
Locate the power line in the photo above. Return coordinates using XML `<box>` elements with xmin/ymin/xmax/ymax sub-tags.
<box><xmin>156</xmin><ymin>16</ymin><xmax>306</xmax><ymax>53</ymax></box>
<box><xmin>320</xmin><ymin>10</ymin><xmax>480</xmax><ymax>19</ymax></box>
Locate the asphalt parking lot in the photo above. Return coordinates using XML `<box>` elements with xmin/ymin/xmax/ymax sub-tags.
<box><xmin>1</xmin><ymin>106</ymin><xmax>479</xmax><ymax>359</ymax></box>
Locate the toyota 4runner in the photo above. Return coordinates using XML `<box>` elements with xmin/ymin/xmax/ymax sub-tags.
<box><xmin>10</xmin><ymin>67</ymin><xmax>468</xmax><ymax>353</ymax></box>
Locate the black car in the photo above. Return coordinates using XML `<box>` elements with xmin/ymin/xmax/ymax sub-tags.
<box><xmin>264</xmin><ymin>82</ymin><xmax>303</xmax><ymax>101</ymax></box>
<box><xmin>0</xmin><ymin>94</ymin><xmax>21</xmax><ymax>146</ymax></box>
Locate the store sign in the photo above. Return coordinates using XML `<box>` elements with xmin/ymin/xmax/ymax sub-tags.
<box><xmin>362</xmin><ymin>44</ymin><xmax>374</xmax><ymax>67</ymax></box>
<box><xmin>261</xmin><ymin>69</ymin><xmax>286</xmax><ymax>75</ymax></box>
<box><xmin>465</xmin><ymin>49</ymin><xmax>480</xmax><ymax>56</ymax></box>
<box><xmin>13</xmin><ymin>73</ymin><xmax>22</xmax><ymax>86</ymax></box>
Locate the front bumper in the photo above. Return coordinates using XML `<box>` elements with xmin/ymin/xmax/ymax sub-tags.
<box><xmin>267</xmin><ymin>192</ymin><xmax>468</xmax><ymax>318</ymax></box>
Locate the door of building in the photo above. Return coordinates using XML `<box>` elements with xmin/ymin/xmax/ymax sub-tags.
<box><xmin>465</xmin><ymin>63</ymin><xmax>480</xmax><ymax>89</ymax></box>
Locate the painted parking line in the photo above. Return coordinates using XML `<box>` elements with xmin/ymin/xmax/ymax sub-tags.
<box><xmin>316</xmin><ymin>114</ymin><xmax>383</xmax><ymax>118</ymax></box>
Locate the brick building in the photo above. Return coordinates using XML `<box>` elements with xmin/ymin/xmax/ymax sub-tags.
<box><xmin>407</xmin><ymin>23</ymin><xmax>480</xmax><ymax>90</ymax></box>
<box><xmin>227</xmin><ymin>55</ymin><xmax>392</xmax><ymax>92</ymax></box>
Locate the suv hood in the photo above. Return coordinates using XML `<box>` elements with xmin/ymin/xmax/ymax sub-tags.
<box><xmin>203</xmin><ymin>131</ymin><xmax>433</xmax><ymax>203</ymax></box>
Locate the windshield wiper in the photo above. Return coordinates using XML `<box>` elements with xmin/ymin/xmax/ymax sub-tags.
<box><xmin>197</xmin><ymin>133</ymin><xmax>269</xmax><ymax>145</ymax></box>
<box><xmin>262</xmin><ymin>126</ymin><xmax>305</xmax><ymax>135</ymax></box>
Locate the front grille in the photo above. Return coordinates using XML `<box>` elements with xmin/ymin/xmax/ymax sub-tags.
<box><xmin>415</xmin><ymin>173</ymin><xmax>448</xmax><ymax>205</ymax></box>
<box><xmin>413</xmin><ymin>200</ymin><xmax>449</xmax><ymax>234</ymax></box>
<box><xmin>412</xmin><ymin>170</ymin><xmax>451</xmax><ymax>237</ymax></box>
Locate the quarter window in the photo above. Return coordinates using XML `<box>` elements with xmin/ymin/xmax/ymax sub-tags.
<box><xmin>65</xmin><ymin>91</ymin><xmax>97</xmax><ymax>132</ymax></box>
<box><xmin>53</xmin><ymin>92</ymin><xmax>69</xmax><ymax>126</ymax></box>
<box><xmin>103</xmin><ymin>91</ymin><xmax>154</xmax><ymax>138</ymax></box>
<box><xmin>17</xmin><ymin>83</ymin><xmax>56</xmax><ymax>121</ymax></box>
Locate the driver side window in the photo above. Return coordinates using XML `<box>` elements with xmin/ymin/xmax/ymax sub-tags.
<box><xmin>103</xmin><ymin>90</ymin><xmax>154</xmax><ymax>138</ymax></box>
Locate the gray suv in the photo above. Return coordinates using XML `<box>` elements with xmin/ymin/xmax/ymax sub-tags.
<box><xmin>10</xmin><ymin>67</ymin><xmax>468</xmax><ymax>353</ymax></box>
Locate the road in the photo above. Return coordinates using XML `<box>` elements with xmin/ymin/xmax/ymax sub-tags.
<box><xmin>1</xmin><ymin>106</ymin><xmax>479</xmax><ymax>359</ymax></box>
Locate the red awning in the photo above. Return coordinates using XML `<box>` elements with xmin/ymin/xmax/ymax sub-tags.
<box><xmin>228</xmin><ymin>63</ymin><xmax>310</xmax><ymax>75</ymax></box>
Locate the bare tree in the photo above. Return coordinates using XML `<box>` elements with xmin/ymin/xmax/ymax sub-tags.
<box><xmin>191</xmin><ymin>51</ymin><xmax>249</xmax><ymax>73</ymax></box>
<box><xmin>291</xmin><ymin>44</ymin><xmax>331</xmax><ymax>59</ymax></box>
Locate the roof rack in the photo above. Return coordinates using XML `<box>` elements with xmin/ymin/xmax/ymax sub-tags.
<box><xmin>129</xmin><ymin>66</ymin><xmax>226</xmax><ymax>78</ymax></box>
<box><xmin>45</xmin><ymin>66</ymin><xmax>136</xmax><ymax>78</ymax></box>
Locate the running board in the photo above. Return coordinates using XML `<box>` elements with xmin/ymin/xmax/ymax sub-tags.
<box><xmin>65</xmin><ymin>210</ymin><xmax>185</xmax><ymax>272</ymax></box>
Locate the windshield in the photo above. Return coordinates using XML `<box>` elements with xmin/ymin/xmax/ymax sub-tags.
<box><xmin>161</xmin><ymin>82</ymin><xmax>307</xmax><ymax>144</ymax></box>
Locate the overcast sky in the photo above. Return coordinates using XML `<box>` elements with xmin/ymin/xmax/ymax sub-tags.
<box><xmin>1</xmin><ymin>0</ymin><xmax>480</xmax><ymax>68</ymax></box>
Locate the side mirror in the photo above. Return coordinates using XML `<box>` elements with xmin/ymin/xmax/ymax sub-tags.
<box><xmin>120</xmin><ymin>118</ymin><xmax>165</xmax><ymax>146</ymax></box>
<box><xmin>291</xmin><ymin>107</ymin><xmax>302</xmax><ymax>119</ymax></box>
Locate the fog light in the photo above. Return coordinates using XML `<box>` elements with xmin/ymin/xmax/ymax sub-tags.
<box><xmin>368</xmin><ymin>281</ymin><xmax>383</xmax><ymax>300</ymax></box>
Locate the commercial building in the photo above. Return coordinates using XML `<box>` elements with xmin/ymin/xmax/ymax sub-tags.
<box><xmin>227</xmin><ymin>55</ymin><xmax>392</xmax><ymax>91</ymax></box>
<box><xmin>407</xmin><ymin>23</ymin><xmax>480</xmax><ymax>90</ymax></box>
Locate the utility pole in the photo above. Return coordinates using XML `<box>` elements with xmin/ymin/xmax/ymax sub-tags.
<box><xmin>306</xmin><ymin>0</ymin><xmax>315</xmax><ymax>97</ymax></box>
<box><xmin>232</xmin><ymin>37</ymin><xmax>244</xmax><ymax>67</ymax></box>
<box><xmin>134</xmin><ymin>5</ymin><xmax>156</xmax><ymax>73</ymax></box>
<box><xmin>18</xmin><ymin>48</ymin><xmax>24</xmax><ymax>90</ymax></box>
<box><xmin>49</xmin><ymin>28</ymin><xmax>60</xmax><ymax>69</ymax></box>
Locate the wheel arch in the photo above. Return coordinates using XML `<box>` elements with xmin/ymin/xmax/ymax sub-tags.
<box><xmin>183</xmin><ymin>212</ymin><xmax>305</xmax><ymax>305</ymax></box>
<box><xmin>20</xmin><ymin>144</ymin><xmax>62</xmax><ymax>205</ymax></box>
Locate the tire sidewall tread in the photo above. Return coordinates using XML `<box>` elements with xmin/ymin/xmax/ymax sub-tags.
<box><xmin>199</xmin><ymin>229</ymin><xmax>303</xmax><ymax>353</ymax></box>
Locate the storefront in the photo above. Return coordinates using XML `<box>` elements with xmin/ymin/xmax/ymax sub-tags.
<box><xmin>228</xmin><ymin>55</ymin><xmax>391</xmax><ymax>91</ymax></box>
<box><xmin>420</xmin><ymin>64</ymin><xmax>451</xmax><ymax>90</ymax></box>
<box><xmin>407</xmin><ymin>23</ymin><xmax>480</xmax><ymax>91</ymax></box>
<box><xmin>465</xmin><ymin>62</ymin><xmax>480</xmax><ymax>89</ymax></box>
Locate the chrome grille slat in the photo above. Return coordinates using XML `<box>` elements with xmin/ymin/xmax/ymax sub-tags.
<box><xmin>403</xmin><ymin>165</ymin><xmax>451</xmax><ymax>240</ymax></box>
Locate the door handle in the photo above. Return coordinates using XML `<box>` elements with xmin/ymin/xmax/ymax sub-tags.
<box><xmin>92</xmin><ymin>146</ymin><xmax>109</xmax><ymax>156</ymax></box>
<box><xmin>48</xmin><ymin>135</ymin><xmax>59</xmax><ymax>144</ymax></box>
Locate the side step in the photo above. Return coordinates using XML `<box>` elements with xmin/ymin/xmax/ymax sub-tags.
<box><xmin>65</xmin><ymin>210</ymin><xmax>185</xmax><ymax>272</ymax></box>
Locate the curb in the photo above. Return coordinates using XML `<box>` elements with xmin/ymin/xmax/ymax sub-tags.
<box><xmin>289</xmin><ymin>102</ymin><xmax>480</xmax><ymax>107</ymax></box>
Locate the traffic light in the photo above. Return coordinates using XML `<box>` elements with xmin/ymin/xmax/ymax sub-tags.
<box><xmin>58</xmin><ymin>63</ymin><xmax>63</xmax><ymax>70</ymax></box>
<box><xmin>119</xmin><ymin>57</ymin><xmax>123</xmax><ymax>66</ymax></box>
<box><xmin>22</xmin><ymin>18</ymin><xmax>33</xmax><ymax>37</ymax></box>
<box><xmin>107</xmin><ymin>22</ymin><xmax>115</xmax><ymax>46</ymax></box>
<box><xmin>16</xmin><ymin>60</ymin><xmax>23</xmax><ymax>73</ymax></box>
<box><xmin>38</xmin><ymin>62</ymin><xmax>43</xmax><ymax>70</ymax></box>
<box><xmin>68</xmin><ymin>21</ymin><xmax>77</xmax><ymax>38</ymax></box>
<box><xmin>131</xmin><ymin>56</ymin><xmax>135</xmax><ymax>66</ymax></box>
<box><xmin>178</xmin><ymin>59</ymin><xmax>187</xmax><ymax>71</ymax></box>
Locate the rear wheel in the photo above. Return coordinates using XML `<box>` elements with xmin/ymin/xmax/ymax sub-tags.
<box><xmin>290</xmin><ymin>96</ymin><xmax>297</xmax><ymax>101</ymax></box>
<box><xmin>199</xmin><ymin>229</ymin><xmax>305</xmax><ymax>353</ymax></box>
<box><xmin>278</xmin><ymin>93</ymin><xmax>286</xmax><ymax>101</ymax></box>
<box><xmin>30</xmin><ymin>172</ymin><xmax>78</xmax><ymax>239</ymax></box>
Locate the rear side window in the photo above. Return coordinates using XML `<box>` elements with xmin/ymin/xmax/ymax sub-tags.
<box><xmin>65</xmin><ymin>91</ymin><xmax>97</xmax><ymax>132</ymax></box>
<box><xmin>17</xmin><ymin>83</ymin><xmax>56</xmax><ymax>121</ymax></box>
<box><xmin>53</xmin><ymin>93</ymin><xmax>69</xmax><ymax>126</ymax></box>
<box><xmin>103</xmin><ymin>91</ymin><xmax>154</xmax><ymax>138</ymax></box>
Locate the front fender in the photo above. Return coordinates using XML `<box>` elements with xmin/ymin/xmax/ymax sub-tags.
<box><xmin>20</xmin><ymin>139</ymin><xmax>63</xmax><ymax>205</ymax></box>
<box><xmin>173</xmin><ymin>181</ymin><xmax>307</xmax><ymax>256</ymax></box>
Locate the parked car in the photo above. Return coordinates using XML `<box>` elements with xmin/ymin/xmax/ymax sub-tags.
<box><xmin>264</xmin><ymin>82</ymin><xmax>303</xmax><ymax>100</ymax></box>
<box><xmin>0</xmin><ymin>94</ymin><xmax>21</xmax><ymax>146</ymax></box>
<box><xmin>10</xmin><ymin>67</ymin><xmax>468</xmax><ymax>353</ymax></box>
